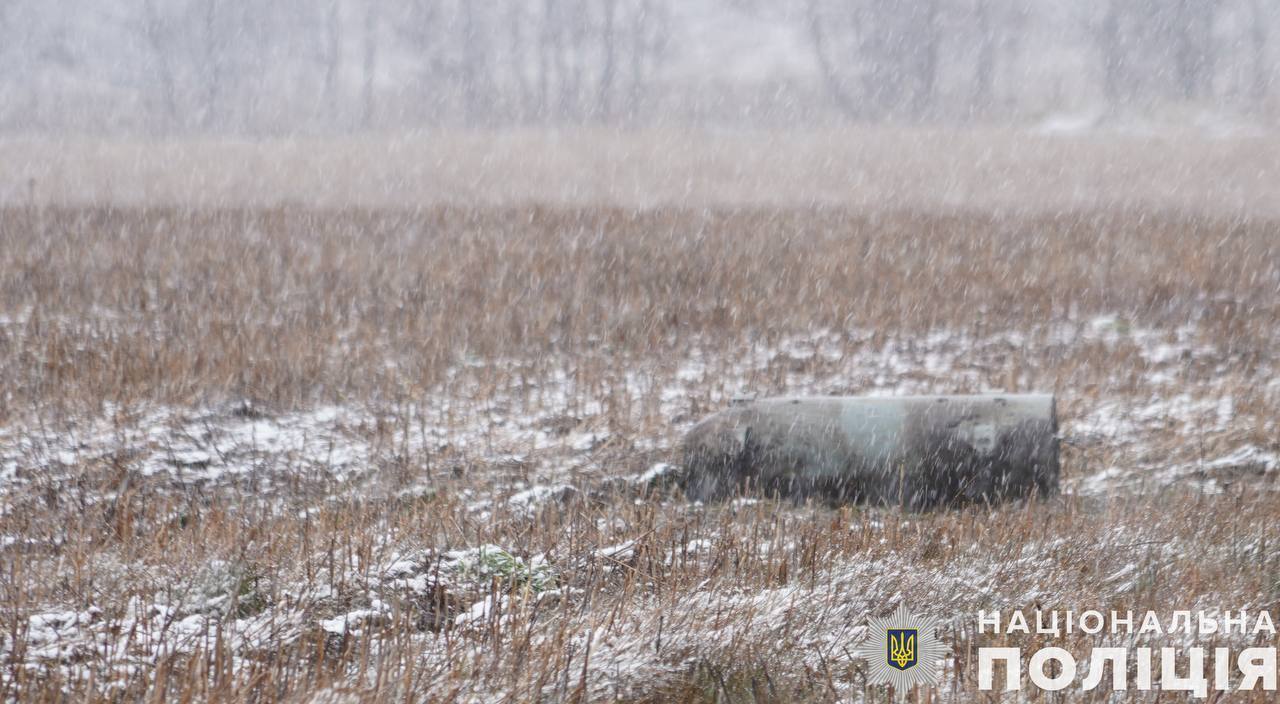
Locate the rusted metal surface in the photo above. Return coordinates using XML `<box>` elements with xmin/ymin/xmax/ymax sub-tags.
<box><xmin>681</xmin><ymin>394</ymin><xmax>1058</xmax><ymax>509</ymax></box>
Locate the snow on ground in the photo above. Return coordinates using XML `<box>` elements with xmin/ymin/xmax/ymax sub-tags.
<box><xmin>1</xmin><ymin>313</ymin><xmax>1276</xmax><ymax>693</ymax></box>
<box><xmin>2</xmin><ymin>314</ymin><xmax>1274</xmax><ymax>514</ymax></box>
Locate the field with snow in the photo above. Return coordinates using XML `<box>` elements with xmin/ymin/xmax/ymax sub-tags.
<box><xmin>1</xmin><ymin>204</ymin><xmax>1278</xmax><ymax>701</ymax></box>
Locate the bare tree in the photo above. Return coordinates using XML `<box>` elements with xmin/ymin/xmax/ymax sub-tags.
<box><xmin>13</xmin><ymin>0</ymin><xmax>1267</xmax><ymax>133</ymax></box>
<box><xmin>136</xmin><ymin>0</ymin><xmax>242</xmax><ymax>131</ymax></box>
<box><xmin>361</xmin><ymin>1</ymin><xmax>377</xmax><ymax>127</ymax></box>
<box><xmin>506</xmin><ymin>0</ymin><xmax>534</xmax><ymax>122</ymax></box>
<box><xmin>1096</xmin><ymin>0</ymin><xmax>1126</xmax><ymax>105</ymax></box>
<box><xmin>625</xmin><ymin>0</ymin><xmax>669</xmax><ymax>122</ymax></box>
<box><xmin>200</xmin><ymin>0</ymin><xmax>223</xmax><ymax>130</ymax></box>
<box><xmin>321</xmin><ymin>0</ymin><xmax>342</xmax><ymax>119</ymax></box>
<box><xmin>142</xmin><ymin>0</ymin><xmax>180</xmax><ymax>129</ymax></box>
<box><xmin>491</xmin><ymin>0</ymin><xmax>669</xmax><ymax>124</ymax></box>
<box><xmin>973</xmin><ymin>0</ymin><xmax>996</xmax><ymax>111</ymax></box>
<box><xmin>806</xmin><ymin>0</ymin><xmax>860</xmax><ymax>117</ymax></box>
<box><xmin>598</xmin><ymin>0</ymin><xmax>619</xmax><ymax>121</ymax></box>
<box><xmin>1249</xmin><ymin>0</ymin><xmax>1271</xmax><ymax>107</ymax></box>
<box><xmin>1168</xmin><ymin>0</ymin><xmax>1217</xmax><ymax>101</ymax></box>
<box><xmin>806</xmin><ymin>0</ymin><xmax>943</xmax><ymax>120</ymax></box>
<box><xmin>970</xmin><ymin>0</ymin><xmax>1027</xmax><ymax>116</ymax></box>
<box><xmin>1094</xmin><ymin>0</ymin><xmax>1221</xmax><ymax>108</ymax></box>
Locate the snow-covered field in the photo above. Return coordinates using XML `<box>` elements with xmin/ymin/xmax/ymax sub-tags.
<box><xmin>1</xmin><ymin>205</ymin><xmax>1277</xmax><ymax>700</ymax></box>
<box><xmin>3</xmin><ymin>317</ymin><xmax>1275</xmax><ymax>510</ymax></box>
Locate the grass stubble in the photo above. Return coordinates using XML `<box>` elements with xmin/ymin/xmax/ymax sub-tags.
<box><xmin>0</xmin><ymin>203</ymin><xmax>1278</xmax><ymax>702</ymax></box>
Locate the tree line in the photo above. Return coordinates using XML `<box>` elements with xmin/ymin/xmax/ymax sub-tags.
<box><xmin>0</xmin><ymin>0</ymin><xmax>1273</xmax><ymax>133</ymax></box>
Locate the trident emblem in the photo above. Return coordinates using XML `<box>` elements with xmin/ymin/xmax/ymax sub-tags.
<box><xmin>887</xmin><ymin>629</ymin><xmax>917</xmax><ymax>670</ymax></box>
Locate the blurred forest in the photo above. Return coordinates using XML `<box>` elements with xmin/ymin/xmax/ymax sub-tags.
<box><xmin>0</xmin><ymin>0</ymin><xmax>1275</xmax><ymax>134</ymax></box>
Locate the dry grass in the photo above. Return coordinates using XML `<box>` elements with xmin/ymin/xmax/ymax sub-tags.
<box><xmin>2</xmin><ymin>205</ymin><xmax>1276</xmax><ymax>412</ymax></box>
<box><xmin>0</xmin><ymin>203</ymin><xmax>1278</xmax><ymax>702</ymax></box>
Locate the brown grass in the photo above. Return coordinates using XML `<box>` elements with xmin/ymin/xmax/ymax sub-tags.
<box><xmin>0</xmin><ymin>203</ymin><xmax>1278</xmax><ymax>702</ymax></box>
<box><xmin>2</xmin><ymin>205</ymin><xmax>1276</xmax><ymax>413</ymax></box>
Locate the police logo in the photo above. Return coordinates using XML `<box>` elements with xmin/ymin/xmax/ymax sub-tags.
<box><xmin>887</xmin><ymin>628</ymin><xmax>917</xmax><ymax>670</ymax></box>
<box><xmin>853</xmin><ymin>604</ymin><xmax>948</xmax><ymax>693</ymax></box>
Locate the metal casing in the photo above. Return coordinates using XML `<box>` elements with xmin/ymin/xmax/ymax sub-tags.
<box><xmin>681</xmin><ymin>394</ymin><xmax>1058</xmax><ymax>508</ymax></box>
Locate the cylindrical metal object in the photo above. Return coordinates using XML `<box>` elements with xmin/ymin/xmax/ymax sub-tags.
<box><xmin>681</xmin><ymin>394</ymin><xmax>1058</xmax><ymax>509</ymax></box>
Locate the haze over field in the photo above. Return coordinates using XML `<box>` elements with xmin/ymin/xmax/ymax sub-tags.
<box><xmin>2</xmin><ymin>129</ymin><xmax>1278</xmax><ymax>215</ymax></box>
<box><xmin>2</xmin><ymin>0</ymin><xmax>1277</xmax><ymax>216</ymax></box>
<box><xmin>2</xmin><ymin>1</ymin><xmax>1279</xmax><ymax>702</ymax></box>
